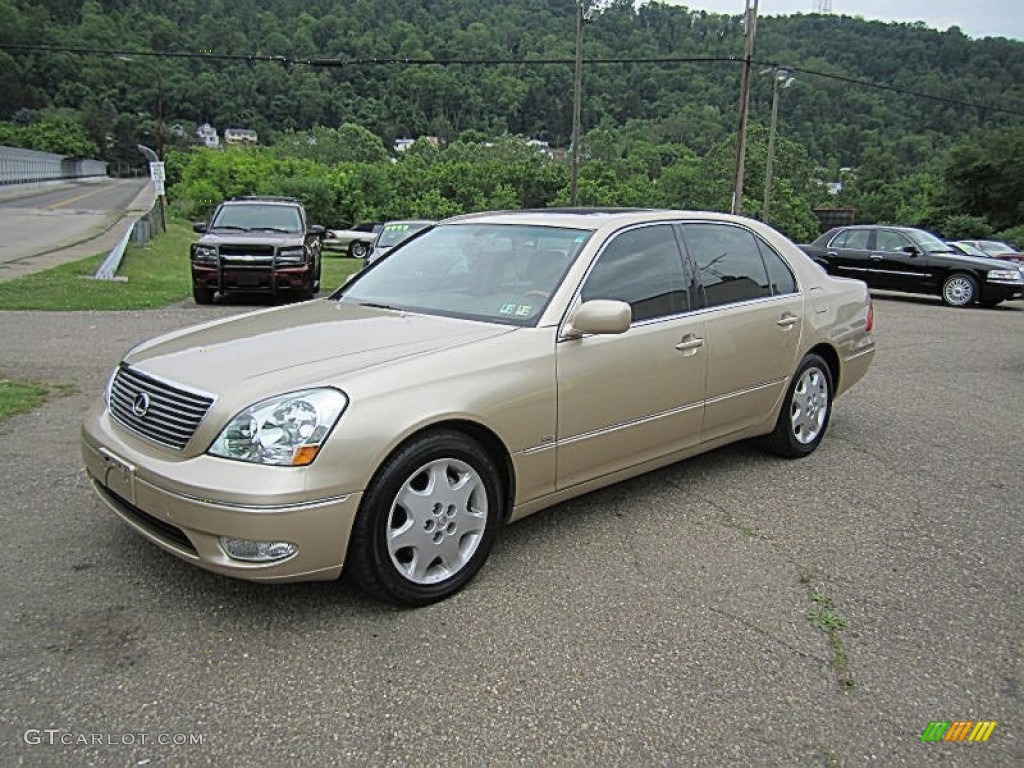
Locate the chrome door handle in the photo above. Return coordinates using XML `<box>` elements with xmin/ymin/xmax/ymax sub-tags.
<box><xmin>675</xmin><ymin>336</ymin><xmax>705</xmax><ymax>353</ymax></box>
<box><xmin>869</xmin><ymin>253</ymin><xmax>884</xmax><ymax>260</ymax></box>
<box><xmin>776</xmin><ymin>314</ymin><xmax>800</xmax><ymax>328</ymax></box>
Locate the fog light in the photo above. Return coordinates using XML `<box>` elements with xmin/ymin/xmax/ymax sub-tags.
<box><xmin>219</xmin><ymin>537</ymin><xmax>297</xmax><ymax>562</ymax></box>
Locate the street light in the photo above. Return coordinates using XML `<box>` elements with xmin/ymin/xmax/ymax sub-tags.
<box><xmin>762</xmin><ymin>65</ymin><xmax>794</xmax><ymax>225</ymax></box>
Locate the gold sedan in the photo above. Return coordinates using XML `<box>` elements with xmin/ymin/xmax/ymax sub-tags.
<box><xmin>82</xmin><ymin>210</ymin><xmax>875</xmax><ymax>604</ymax></box>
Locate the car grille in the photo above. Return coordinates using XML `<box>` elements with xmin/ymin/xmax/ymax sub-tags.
<box><xmin>108</xmin><ymin>365</ymin><xmax>214</xmax><ymax>450</ymax></box>
<box><xmin>219</xmin><ymin>244</ymin><xmax>275</xmax><ymax>264</ymax></box>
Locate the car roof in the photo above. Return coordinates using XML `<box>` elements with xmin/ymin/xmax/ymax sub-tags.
<box><xmin>442</xmin><ymin>208</ymin><xmax>757</xmax><ymax>231</ymax></box>
<box><xmin>223</xmin><ymin>197</ymin><xmax>302</xmax><ymax>207</ymax></box>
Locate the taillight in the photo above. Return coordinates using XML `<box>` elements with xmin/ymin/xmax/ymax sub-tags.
<box><xmin>865</xmin><ymin>300</ymin><xmax>874</xmax><ymax>333</ymax></box>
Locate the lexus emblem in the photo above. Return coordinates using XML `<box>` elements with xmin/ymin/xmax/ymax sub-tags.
<box><xmin>132</xmin><ymin>392</ymin><xmax>151</xmax><ymax>418</ymax></box>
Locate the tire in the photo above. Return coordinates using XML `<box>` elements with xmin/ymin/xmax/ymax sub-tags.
<box><xmin>346</xmin><ymin>430</ymin><xmax>503</xmax><ymax>605</ymax></box>
<box><xmin>193</xmin><ymin>284</ymin><xmax>214</xmax><ymax>305</ymax></box>
<box><xmin>941</xmin><ymin>273</ymin><xmax>978</xmax><ymax>307</ymax></box>
<box><xmin>349</xmin><ymin>240</ymin><xmax>369</xmax><ymax>260</ymax></box>
<box><xmin>312</xmin><ymin>263</ymin><xmax>321</xmax><ymax>293</ymax></box>
<box><xmin>765</xmin><ymin>353</ymin><xmax>833</xmax><ymax>458</ymax></box>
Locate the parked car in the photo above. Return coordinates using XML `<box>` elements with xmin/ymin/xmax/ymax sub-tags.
<box><xmin>365</xmin><ymin>219</ymin><xmax>435</xmax><ymax>265</ymax></box>
<box><xmin>953</xmin><ymin>239</ymin><xmax>1024</xmax><ymax>268</ymax></box>
<box><xmin>800</xmin><ymin>225</ymin><xmax>1024</xmax><ymax>307</ymax></box>
<box><xmin>190</xmin><ymin>197</ymin><xmax>324</xmax><ymax>304</ymax></box>
<box><xmin>324</xmin><ymin>221</ymin><xmax>383</xmax><ymax>259</ymax></box>
<box><xmin>83</xmin><ymin>209</ymin><xmax>875</xmax><ymax>605</ymax></box>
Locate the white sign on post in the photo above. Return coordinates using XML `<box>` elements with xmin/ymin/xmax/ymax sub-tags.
<box><xmin>149</xmin><ymin>161</ymin><xmax>166</xmax><ymax>182</ymax></box>
<box><xmin>154</xmin><ymin>179</ymin><xmax>166</xmax><ymax>196</ymax></box>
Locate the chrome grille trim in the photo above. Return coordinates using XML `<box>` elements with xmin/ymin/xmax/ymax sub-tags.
<box><xmin>108</xmin><ymin>365</ymin><xmax>215</xmax><ymax>450</ymax></box>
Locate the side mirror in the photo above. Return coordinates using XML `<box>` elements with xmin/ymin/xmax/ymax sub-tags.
<box><xmin>563</xmin><ymin>300</ymin><xmax>632</xmax><ymax>339</ymax></box>
<box><xmin>192</xmin><ymin>222</ymin><xmax>208</xmax><ymax>233</ymax></box>
<box><xmin>902</xmin><ymin>244</ymin><xmax>921</xmax><ymax>257</ymax></box>
<box><xmin>309</xmin><ymin>224</ymin><xmax>326</xmax><ymax>237</ymax></box>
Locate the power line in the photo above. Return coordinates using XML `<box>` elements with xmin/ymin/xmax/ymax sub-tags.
<box><xmin>2</xmin><ymin>42</ymin><xmax>1022</xmax><ymax>118</ymax></box>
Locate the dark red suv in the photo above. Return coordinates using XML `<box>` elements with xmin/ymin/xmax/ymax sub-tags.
<box><xmin>190</xmin><ymin>197</ymin><xmax>324</xmax><ymax>304</ymax></box>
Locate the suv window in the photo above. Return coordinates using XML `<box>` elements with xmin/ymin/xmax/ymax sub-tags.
<box><xmin>682</xmin><ymin>223</ymin><xmax>773</xmax><ymax>308</ymax></box>
<box><xmin>580</xmin><ymin>224</ymin><xmax>688</xmax><ymax>322</ymax></box>
<box><xmin>830</xmin><ymin>229</ymin><xmax>870</xmax><ymax>249</ymax></box>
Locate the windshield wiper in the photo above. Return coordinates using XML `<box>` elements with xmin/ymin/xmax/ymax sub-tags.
<box><xmin>251</xmin><ymin>227</ymin><xmax>291</xmax><ymax>233</ymax></box>
<box><xmin>212</xmin><ymin>225</ymin><xmax>249</xmax><ymax>232</ymax></box>
<box><xmin>357</xmin><ymin>301</ymin><xmax>400</xmax><ymax>311</ymax></box>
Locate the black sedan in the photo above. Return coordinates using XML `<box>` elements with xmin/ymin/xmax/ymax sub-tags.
<box><xmin>800</xmin><ymin>225</ymin><xmax>1024</xmax><ymax>308</ymax></box>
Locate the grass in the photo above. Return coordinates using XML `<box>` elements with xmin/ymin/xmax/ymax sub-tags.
<box><xmin>806</xmin><ymin>592</ymin><xmax>854</xmax><ymax>691</ymax></box>
<box><xmin>0</xmin><ymin>219</ymin><xmax>363</xmax><ymax>311</ymax></box>
<box><xmin>0</xmin><ymin>378</ymin><xmax>75</xmax><ymax>424</ymax></box>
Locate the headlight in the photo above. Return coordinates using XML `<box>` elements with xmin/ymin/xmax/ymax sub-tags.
<box><xmin>277</xmin><ymin>247</ymin><xmax>306</xmax><ymax>263</ymax></box>
<box><xmin>208</xmin><ymin>388</ymin><xmax>347</xmax><ymax>466</ymax></box>
<box><xmin>987</xmin><ymin>269</ymin><xmax>1024</xmax><ymax>282</ymax></box>
<box><xmin>193</xmin><ymin>244</ymin><xmax>218</xmax><ymax>263</ymax></box>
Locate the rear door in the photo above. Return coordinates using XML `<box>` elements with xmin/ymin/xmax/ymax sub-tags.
<box><xmin>822</xmin><ymin>227</ymin><xmax>876</xmax><ymax>285</ymax></box>
<box><xmin>680</xmin><ymin>222</ymin><xmax>803</xmax><ymax>442</ymax></box>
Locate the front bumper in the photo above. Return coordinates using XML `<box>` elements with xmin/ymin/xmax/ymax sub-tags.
<box><xmin>81</xmin><ymin>406</ymin><xmax>361</xmax><ymax>583</ymax></box>
<box><xmin>192</xmin><ymin>263</ymin><xmax>312</xmax><ymax>295</ymax></box>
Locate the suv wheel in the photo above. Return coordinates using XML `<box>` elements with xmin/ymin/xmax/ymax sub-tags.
<box><xmin>193</xmin><ymin>284</ymin><xmax>214</xmax><ymax>305</ymax></box>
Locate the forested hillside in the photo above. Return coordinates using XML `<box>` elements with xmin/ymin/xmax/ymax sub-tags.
<box><xmin>1</xmin><ymin>0</ymin><xmax>1022</xmax><ymax>240</ymax></box>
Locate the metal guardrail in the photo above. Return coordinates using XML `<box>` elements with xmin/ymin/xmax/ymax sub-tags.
<box><xmin>0</xmin><ymin>145</ymin><xmax>108</xmax><ymax>184</ymax></box>
<box><xmin>94</xmin><ymin>197</ymin><xmax>166</xmax><ymax>280</ymax></box>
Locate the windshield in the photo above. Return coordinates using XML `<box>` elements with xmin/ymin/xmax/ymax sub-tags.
<box><xmin>375</xmin><ymin>221</ymin><xmax>433</xmax><ymax>249</ymax></box>
<box><xmin>954</xmin><ymin>242</ymin><xmax>990</xmax><ymax>258</ymax></box>
<box><xmin>211</xmin><ymin>204</ymin><xmax>303</xmax><ymax>233</ymax></box>
<box><xmin>978</xmin><ymin>240</ymin><xmax>1015</xmax><ymax>254</ymax></box>
<box><xmin>336</xmin><ymin>223</ymin><xmax>593</xmax><ymax>325</ymax></box>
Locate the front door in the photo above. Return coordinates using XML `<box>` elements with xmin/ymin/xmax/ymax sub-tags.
<box><xmin>556</xmin><ymin>224</ymin><xmax>706</xmax><ymax>491</ymax></box>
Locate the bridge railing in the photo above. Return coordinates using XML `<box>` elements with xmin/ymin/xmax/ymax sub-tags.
<box><xmin>0</xmin><ymin>145</ymin><xmax>108</xmax><ymax>185</ymax></box>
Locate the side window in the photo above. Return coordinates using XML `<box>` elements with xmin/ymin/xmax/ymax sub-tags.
<box><xmin>876</xmin><ymin>230</ymin><xmax>910</xmax><ymax>252</ymax></box>
<box><xmin>681</xmin><ymin>223</ymin><xmax>771</xmax><ymax>308</ymax></box>
<box><xmin>758</xmin><ymin>242</ymin><xmax>798</xmax><ymax>296</ymax></box>
<box><xmin>830</xmin><ymin>229</ymin><xmax>870</xmax><ymax>249</ymax></box>
<box><xmin>580</xmin><ymin>224</ymin><xmax>688</xmax><ymax>322</ymax></box>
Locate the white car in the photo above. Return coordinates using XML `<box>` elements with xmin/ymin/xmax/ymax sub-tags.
<box><xmin>324</xmin><ymin>222</ymin><xmax>382</xmax><ymax>259</ymax></box>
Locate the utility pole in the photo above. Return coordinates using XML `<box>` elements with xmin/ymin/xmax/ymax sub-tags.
<box><xmin>730</xmin><ymin>0</ymin><xmax>759</xmax><ymax>215</ymax></box>
<box><xmin>570</xmin><ymin>0</ymin><xmax>585</xmax><ymax>206</ymax></box>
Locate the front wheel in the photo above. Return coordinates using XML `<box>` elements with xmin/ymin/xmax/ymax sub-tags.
<box><xmin>941</xmin><ymin>273</ymin><xmax>978</xmax><ymax>307</ymax></box>
<box><xmin>193</xmin><ymin>284</ymin><xmax>214</xmax><ymax>305</ymax></box>
<box><xmin>346</xmin><ymin>430</ymin><xmax>503</xmax><ymax>605</ymax></box>
<box><xmin>765</xmin><ymin>353</ymin><xmax>833</xmax><ymax>458</ymax></box>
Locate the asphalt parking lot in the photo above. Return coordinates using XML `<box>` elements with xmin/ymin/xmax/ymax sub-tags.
<box><xmin>1</xmin><ymin>294</ymin><xmax>1021</xmax><ymax>766</ymax></box>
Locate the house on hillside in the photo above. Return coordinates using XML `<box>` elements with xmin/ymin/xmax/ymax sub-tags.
<box><xmin>224</xmin><ymin>128</ymin><xmax>258</xmax><ymax>146</ymax></box>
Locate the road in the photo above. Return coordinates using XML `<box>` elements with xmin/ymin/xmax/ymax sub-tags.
<box><xmin>0</xmin><ymin>178</ymin><xmax>152</xmax><ymax>281</ymax></box>
<box><xmin>0</xmin><ymin>295</ymin><xmax>1021</xmax><ymax>766</ymax></box>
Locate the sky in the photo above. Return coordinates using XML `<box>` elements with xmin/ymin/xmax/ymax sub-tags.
<box><xmin>662</xmin><ymin>1</ymin><xmax>1024</xmax><ymax>41</ymax></box>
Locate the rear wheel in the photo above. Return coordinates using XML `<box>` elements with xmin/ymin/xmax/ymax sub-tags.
<box><xmin>765</xmin><ymin>353</ymin><xmax>833</xmax><ymax>458</ymax></box>
<box><xmin>350</xmin><ymin>240</ymin><xmax>369</xmax><ymax>260</ymax></box>
<box><xmin>346</xmin><ymin>430</ymin><xmax>503</xmax><ymax>605</ymax></box>
<box><xmin>193</xmin><ymin>284</ymin><xmax>214</xmax><ymax>305</ymax></box>
<box><xmin>941</xmin><ymin>273</ymin><xmax>978</xmax><ymax>307</ymax></box>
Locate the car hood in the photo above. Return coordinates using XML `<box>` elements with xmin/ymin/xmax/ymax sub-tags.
<box><xmin>199</xmin><ymin>232</ymin><xmax>305</xmax><ymax>246</ymax></box>
<box><xmin>124</xmin><ymin>300</ymin><xmax>515</xmax><ymax>393</ymax></box>
<box><xmin>929</xmin><ymin>249</ymin><xmax>1015</xmax><ymax>269</ymax></box>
